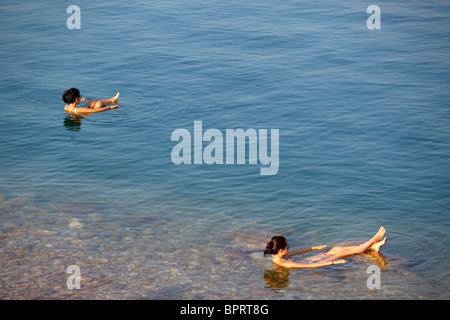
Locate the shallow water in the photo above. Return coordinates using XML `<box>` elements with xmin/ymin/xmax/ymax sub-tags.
<box><xmin>1</xmin><ymin>0</ymin><xmax>449</xmax><ymax>299</ymax></box>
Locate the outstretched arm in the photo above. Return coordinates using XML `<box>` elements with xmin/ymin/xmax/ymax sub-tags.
<box><xmin>273</xmin><ymin>257</ymin><xmax>346</xmax><ymax>269</ymax></box>
<box><xmin>285</xmin><ymin>245</ymin><xmax>327</xmax><ymax>257</ymax></box>
<box><xmin>73</xmin><ymin>105</ymin><xmax>118</xmax><ymax>114</ymax></box>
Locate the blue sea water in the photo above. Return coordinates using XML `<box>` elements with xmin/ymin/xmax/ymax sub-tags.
<box><xmin>0</xmin><ymin>0</ymin><xmax>449</xmax><ymax>299</ymax></box>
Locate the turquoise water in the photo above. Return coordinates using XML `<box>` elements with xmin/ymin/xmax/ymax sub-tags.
<box><xmin>1</xmin><ymin>0</ymin><xmax>449</xmax><ymax>299</ymax></box>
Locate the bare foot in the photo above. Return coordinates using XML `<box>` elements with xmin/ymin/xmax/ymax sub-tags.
<box><xmin>112</xmin><ymin>92</ymin><xmax>120</xmax><ymax>103</ymax></box>
<box><xmin>370</xmin><ymin>237</ymin><xmax>387</xmax><ymax>252</ymax></box>
<box><xmin>372</xmin><ymin>226</ymin><xmax>386</xmax><ymax>244</ymax></box>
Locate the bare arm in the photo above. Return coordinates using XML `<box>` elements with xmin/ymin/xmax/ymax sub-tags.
<box><xmin>273</xmin><ymin>257</ymin><xmax>346</xmax><ymax>269</ymax></box>
<box><xmin>73</xmin><ymin>105</ymin><xmax>118</xmax><ymax>114</ymax></box>
<box><xmin>285</xmin><ymin>245</ymin><xmax>327</xmax><ymax>257</ymax></box>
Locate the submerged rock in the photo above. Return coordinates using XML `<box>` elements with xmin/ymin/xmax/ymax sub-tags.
<box><xmin>68</xmin><ymin>219</ymin><xmax>84</xmax><ymax>230</ymax></box>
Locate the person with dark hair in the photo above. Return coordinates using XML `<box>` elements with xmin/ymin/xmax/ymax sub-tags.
<box><xmin>264</xmin><ymin>226</ymin><xmax>387</xmax><ymax>268</ymax></box>
<box><xmin>63</xmin><ymin>88</ymin><xmax>120</xmax><ymax>115</ymax></box>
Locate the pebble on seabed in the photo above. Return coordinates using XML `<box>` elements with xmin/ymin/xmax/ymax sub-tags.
<box><xmin>68</xmin><ymin>219</ymin><xmax>84</xmax><ymax>229</ymax></box>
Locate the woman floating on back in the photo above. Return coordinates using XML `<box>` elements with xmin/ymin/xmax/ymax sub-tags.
<box><xmin>264</xmin><ymin>226</ymin><xmax>387</xmax><ymax>268</ymax></box>
<box><xmin>63</xmin><ymin>88</ymin><xmax>120</xmax><ymax>116</ymax></box>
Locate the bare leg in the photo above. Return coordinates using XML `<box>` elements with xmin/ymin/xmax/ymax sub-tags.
<box><xmin>87</xmin><ymin>93</ymin><xmax>120</xmax><ymax>109</ymax></box>
<box><xmin>326</xmin><ymin>226</ymin><xmax>385</xmax><ymax>258</ymax></box>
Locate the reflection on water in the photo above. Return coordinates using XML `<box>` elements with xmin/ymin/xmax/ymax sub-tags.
<box><xmin>361</xmin><ymin>251</ymin><xmax>388</xmax><ymax>270</ymax></box>
<box><xmin>264</xmin><ymin>266</ymin><xmax>291</xmax><ymax>290</ymax></box>
<box><xmin>63</xmin><ymin>115</ymin><xmax>83</xmax><ymax>131</ymax></box>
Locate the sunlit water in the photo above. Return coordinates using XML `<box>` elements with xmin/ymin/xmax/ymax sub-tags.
<box><xmin>1</xmin><ymin>0</ymin><xmax>449</xmax><ymax>299</ymax></box>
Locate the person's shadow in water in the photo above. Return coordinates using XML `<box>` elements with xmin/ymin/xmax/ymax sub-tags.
<box><xmin>63</xmin><ymin>114</ymin><xmax>84</xmax><ymax>131</ymax></box>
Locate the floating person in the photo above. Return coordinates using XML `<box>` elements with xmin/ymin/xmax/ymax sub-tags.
<box><xmin>264</xmin><ymin>226</ymin><xmax>387</xmax><ymax>268</ymax></box>
<box><xmin>63</xmin><ymin>88</ymin><xmax>120</xmax><ymax>116</ymax></box>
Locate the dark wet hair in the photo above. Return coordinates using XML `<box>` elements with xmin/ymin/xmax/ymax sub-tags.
<box><xmin>62</xmin><ymin>88</ymin><xmax>81</xmax><ymax>104</ymax></box>
<box><xmin>264</xmin><ymin>236</ymin><xmax>289</xmax><ymax>257</ymax></box>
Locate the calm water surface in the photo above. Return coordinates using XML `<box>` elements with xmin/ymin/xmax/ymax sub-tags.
<box><xmin>0</xmin><ymin>0</ymin><xmax>449</xmax><ymax>299</ymax></box>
